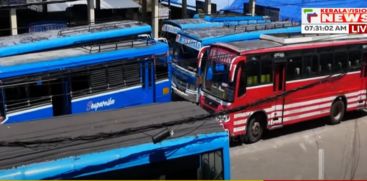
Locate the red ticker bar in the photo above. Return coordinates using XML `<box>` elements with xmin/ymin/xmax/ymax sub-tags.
<box><xmin>349</xmin><ymin>24</ymin><xmax>367</xmax><ymax>34</ymax></box>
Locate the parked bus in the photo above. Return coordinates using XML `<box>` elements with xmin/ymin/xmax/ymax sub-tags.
<box><xmin>0</xmin><ymin>37</ymin><xmax>170</xmax><ymax>124</ymax></box>
<box><xmin>161</xmin><ymin>18</ymin><xmax>223</xmax><ymax>45</ymax></box>
<box><xmin>200</xmin><ymin>34</ymin><xmax>367</xmax><ymax>143</ymax></box>
<box><xmin>203</xmin><ymin>15</ymin><xmax>270</xmax><ymax>26</ymax></box>
<box><xmin>172</xmin><ymin>21</ymin><xmax>300</xmax><ymax>102</ymax></box>
<box><xmin>0</xmin><ymin>20</ymin><xmax>151</xmax><ymax>57</ymax></box>
<box><xmin>0</xmin><ymin>101</ymin><xmax>230</xmax><ymax>180</ymax></box>
<box><xmin>161</xmin><ymin>16</ymin><xmax>269</xmax><ymax>45</ymax></box>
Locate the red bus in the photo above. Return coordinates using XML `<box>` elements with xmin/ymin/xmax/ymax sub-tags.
<box><xmin>199</xmin><ymin>34</ymin><xmax>367</xmax><ymax>143</ymax></box>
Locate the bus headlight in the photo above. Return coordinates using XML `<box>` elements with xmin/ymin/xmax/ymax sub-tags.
<box><xmin>216</xmin><ymin>114</ymin><xmax>230</xmax><ymax>123</ymax></box>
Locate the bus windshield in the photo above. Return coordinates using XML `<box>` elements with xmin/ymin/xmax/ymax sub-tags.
<box><xmin>203</xmin><ymin>48</ymin><xmax>237</xmax><ymax>102</ymax></box>
<box><xmin>173</xmin><ymin>44</ymin><xmax>198</xmax><ymax>72</ymax></box>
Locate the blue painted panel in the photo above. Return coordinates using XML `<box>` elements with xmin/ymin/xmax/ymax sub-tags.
<box><xmin>71</xmin><ymin>86</ymin><xmax>151</xmax><ymax>114</ymax></box>
<box><xmin>3</xmin><ymin>105</ymin><xmax>53</xmax><ymax>124</ymax></box>
<box><xmin>0</xmin><ymin>42</ymin><xmax>168</xmax><ymax>79</ymax></box>
<box><xmin>0</xmin><ymin>25</ymin><xmax>152</xmax><ymax>57</ymax></box>
<box><xmin>172</xmin><ymin>66</ymin><xmax>196</xmax><ymax>84</ymax></box>
<box><xmin>0</xmin><ymin>132</ymin><xmax>229</xmax><ymax>180</ymax></box>
<box><xmin>155</xmin><ymin>80</ymin><xmax>171</xmax><ymax>103</ymax></box>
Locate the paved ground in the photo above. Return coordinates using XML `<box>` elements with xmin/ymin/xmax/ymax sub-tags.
<box><xmin>230</xmin><ymin>111</ymin><xmax>367</xmax><ymax>180</ymax></box>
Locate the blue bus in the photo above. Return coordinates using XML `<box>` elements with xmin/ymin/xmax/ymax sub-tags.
<box><xmin>0</xmin><ymin>37</ymin><xmax>171</xmax><ymax>124</ymax></box>
<box><xmin>161</xmin><ymin>16</ymin><xmax>270</xmax><ymax>45</ymax></box>
<box><xmin>161</xmin><ymin>18</ymin><xmax>223</xmax><ymax>45</ymax></box>
<box><xmin>171</xmin><ymin>21</ymin><xmax>301</xmax><ymax>102</ymax></box>
<box><xmin>203</xmin><ymin>14</ymin><xmax>271</xmax><ymax>26</ymax></box>
<box><xmin>0</xmin><ymin>20</ymin><xmax>151</xmax><ymax>57</ymax></box>
<box><xmin>0</xmin><ymin>101</ymin><xmax>230</xmax><ymax>179</ymax></box>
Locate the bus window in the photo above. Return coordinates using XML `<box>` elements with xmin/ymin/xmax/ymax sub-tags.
<box><xmin>260</xmin><ymin>55</ymin><xmax>273</xmax><ymax>84</ymax></box>
<box><xmin>107</xmin><ymin>65</ymin><xmax>124</xmax><ymax>88</ymax></box>
<box><xmin>70</xmin><ymin>71</ymin><xmax>90</xmax><ymax>98</ymax></box>
<box><xmin>286</xmin><ymin>56</ymin><xmax>302</xmax><ymax>81</ymax></box>
<box><xmin>303</xmin><ymin>55</ymin><xmax>319</xmax><ymax>77</ymax></box>
<box><xmin>320</xmin><ymin>53</ymin><xmax>334</xmax><ymax>75</ymax></box>
<box><xmin>90</xmin><ymin>68</ymin><xmax>108</xmax><ymax>93</ymax></box>
<box><xmin>123</xmin><ymin>62</ymin><xmax>141</xmax><ymax>87</ymax></box>
<box><xmin>0</xmin><ymin>89</ymin><xmax>4</xmax><ymax>121</ymax></box>
<box><xmin>246</xmin><ymin>60</ymin><xmax>260</xmax><ymax>87</ymax></box>
<box><xmin>349</xmin><ymin>50</ymin><xmax>362</xmax><ymax>71</ymax></box>
<box><xmin>28</xmin><ymin>81</ymin><xmax>52</xmax><ymax>105</ymax></box>
<box><xmin>334</xmin><ymin>51</ymin><xmax>348</xmax><ymax>73</ymax></box>
<box><xmin>155</xmin><ymin>60</ymin><xmax>168</xmax><ymax>81</ymax></box>
<box><xmin>237</xmin><ymin>63</ymin><xmax>246</xmax><ymax>97</ymax></box>
<box><xmin>4</xmin><ymin>85</ymin><xmax>28</xmax><ymax>111</ymax></box>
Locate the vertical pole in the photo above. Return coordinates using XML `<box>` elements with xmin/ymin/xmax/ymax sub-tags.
<box><xmin>152</xmin><ymin>0</ymin><xmax>159</xmax><ymax>39</ymax></box>
<box><xmin>142</xmin><ymin>0</ymin><xmax>147</xmax><ymax>22</ymax></box>
<box><xmin>248</xmin><ymin>0</ymin><xmax>256</xmax><ymax>16</ymax></box>
<box><xmin>88</xmin><ymin>0</ymin><xmax>95</xmax><ymax>24</ymax></box>
<box><xmin>9</xmin><ymin>8</ymin><xmax>17</xmax><ymax>35</ymax></box>
<box><xmin>205</xmin><ymin>0</ymin><xmax>211</xmax><ymax>15</ymax></box>
<box><xmin>182</xmin><ymin>0</ymin><xmax>187</xmax><ymax>18</ymax></box>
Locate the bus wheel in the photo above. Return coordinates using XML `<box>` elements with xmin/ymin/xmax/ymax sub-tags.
<box><xmin>329</xmin><ymin>99</ymin><xmax>345</xmax><ymax>125</ymax></box>
<box><xmin>244</xmin><ymin>115</ymin><xmax>264</xmax><ymax>144</ymax></box>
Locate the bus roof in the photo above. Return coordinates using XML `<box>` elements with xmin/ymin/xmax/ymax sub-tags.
<box><xmin>161</xmin><ymin>18</ymin><xmax>223</xmax><ymax>34</ymax></box>
<box><xmin>176</xmin><ymin>21</ymin><xmax>301</xmax><ymax>50</ymax></box>
<box><xmin>0</xmin><ymin>101</ymin><xmax>227</xmax><ymax>179</ymax></box>
<box><xmin>0</xmin><ymin>20</ymin><xmax>151</xmax><ymax>57</ymax></box>
<box><xmin>214</xmin><ymin>34</ymin><xmax>367</xmax><ymax>55</ymax></box>
<box><xmin>0</xmin><ymin>39</ymin><xmax>168</xmax><ymax>79</ymax></box>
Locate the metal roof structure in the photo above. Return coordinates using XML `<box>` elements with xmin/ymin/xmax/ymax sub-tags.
<box><xmin>47</xmin><ymin>0</ymin><xmax>141</xmax><ymax>12</ymax></box>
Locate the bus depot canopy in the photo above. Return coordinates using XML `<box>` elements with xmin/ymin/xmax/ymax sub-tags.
<box><xmin>47</xmin><ymin>0</ymin><xmax>141</xmax><ymax>12</ymax></box>
<box><xmin>223</xmin><ymin>0</ymin><xmax>367</xmax><ymax>21</ymax></box>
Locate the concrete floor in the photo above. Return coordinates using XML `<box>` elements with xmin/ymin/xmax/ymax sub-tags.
<box><xmin>230</xmin><ymin>111</ymin><xmax>367</xmax><ymax>180</ymax></box>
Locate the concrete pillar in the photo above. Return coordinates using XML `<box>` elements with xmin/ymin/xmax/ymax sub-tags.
<box><xmin>205</xmin><ymin>0</ymin><xmax>211</xmax><ymax>15</ymax></box>
<box><xmin>181</xmin><ymin>0</ymin><xmax>187</xmax><ymax>18</ymax></box>
<box><xmin>9</xmin><ymin>8</ymin><xmax>17</xmax><ymax>35</ymax></box>
<box><xmin>88</xmin><ymin>0</ymin><xmax>95</xmax><ymax>24</ymax></box>
<box><xmin>142</xmin><ymin>0</ymin><xmax>147</xmax><ymax>22</ymax></box>
<box><xmin>248</xmin><ymin>0</ymin><xmax>256</xmax><ymax>16</ymax></box>
<box><xmin>152</xmin><ymin>0</ymin><xmax>159</xmax><ymax>39</ymax></box>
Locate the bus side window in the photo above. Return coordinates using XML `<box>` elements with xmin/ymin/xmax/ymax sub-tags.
<box><xmin>320</xmin><ymin>53</ymin><xmax>334</xmax><ymax>75</ymax></box>
<box><xmin>155</xmin><ymin>59</ymin><xmax>169</xmax><ymax>81</ymax></box>
<box><xmin>286</xmin><ymin>56</ymin><xmax>302</xmax><ymax>81</ymax></box>
<box><xmin>4</xmin><ymin>85</ymin><xmax>28</xmax><ymax>111</ymax></box>
<box><xmin>349</xmin><ymin>49</ymin><xmax>362</xmax><ymax>71</ymax></box>
<box><xmin>70</xmin><ymin>71</ymin><xmax>91</xmax><ymax>98</ymax></box>
<box><xmin>303</xmin><ymin>55</ymin><xmax>319</xmax><ymax>77</ymax></box>
<box><xmin>0</xmin><ymin>88</ymin><xmax>4</xmax><ymax>120</ymax></box>
<box><xmin>237</xmin><ymin>63</ymin><xmax>246</xmax><ymax>97</ymax></box>
<box><xmin>260</xmin><ymin>55</ymin><xmax>273</xmax><ymax>84</ymax></box>
<box><xmin>334</xmin><ymin>51</ymin><xmax>348</xmax><ymax>73</ymax></box>
<box><xmin>246</xmin><ymin>60</ymin><xmax>260</xmax><ymax>87</ymax></box>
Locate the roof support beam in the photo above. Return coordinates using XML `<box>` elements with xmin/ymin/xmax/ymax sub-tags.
<box><xmin>181</xmin><ymin>0</ymin><xmax>187</xmax><ymax>18</ymax></box>
<box><xmin>248</xmin><ymin>0</ymin><xmax>256</xmax><ymax>16</ymax></box>
<box><xmin>88</xmin><ymin>0</ymin><xmax>95</xmax><ymax>24</ymax></box>
<box><xmin>152</xmin><ymin>0</ymin><xmax>159</xmax><ymax>38</ymax></box>
<box><xmin>205</xmin><ymin>0</ymin><xmax>211</xmax><ymax>15</ymax></box>
<box><xmin>9</xmin><ymin>8</ymin><xmax>17</xmax><ymax>35</ymax></box>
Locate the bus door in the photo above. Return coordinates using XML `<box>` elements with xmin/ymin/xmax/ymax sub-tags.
<box><xmin>51</xmin><ymin>78</ymin><xmax>71</xmax><ymax>116</ymax></box>
<box><xmin>272</xmin><ymin>57</ymin><xmax>286</xmax><ymax>126</ymax></box>
<box><xmin>142</xmin><ymin>60</ymin><xmax>155</xmax><ymax>103</ymax></box>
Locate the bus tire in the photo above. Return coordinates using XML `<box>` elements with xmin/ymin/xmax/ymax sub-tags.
<box><xmin>329</xmin><ymin>99</ymin><xmax>345</xmax><ymax>125</ymax></box>
<box><xmin>244</xmin><ymin>115</ymin><xmax>264</xmax><ymax>144</ymax></box>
